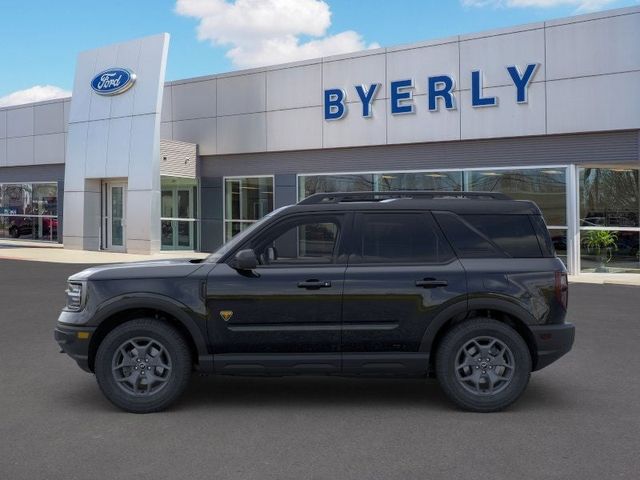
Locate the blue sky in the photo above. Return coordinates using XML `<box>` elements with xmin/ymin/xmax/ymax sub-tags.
<box><xmin>0</xmin><ymin>0</ymin><xmax>637</xmax><ymax>105</ymax></box>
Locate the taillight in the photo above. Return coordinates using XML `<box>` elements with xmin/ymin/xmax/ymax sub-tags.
<box><xmin>555</xmin><ymin>271</ymin><xmax>568</xmax><ymax>310</ymax></box>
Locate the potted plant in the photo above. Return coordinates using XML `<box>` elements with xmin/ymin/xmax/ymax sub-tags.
<box><xmin>584</xmin><ymin>230</ymin><xmax>618</xmax><ymax>272</ymax></box>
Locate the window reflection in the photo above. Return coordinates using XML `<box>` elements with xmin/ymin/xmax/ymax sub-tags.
<box><xmin>224</xmin><ymin>176</ymin><xmax>274</xmax><ymax>240</ymax></box>
<box><xmin>466</xmin><ymin>169</ymin><xmax>567</xmax><ymax>226</ymax></box>
<box><xmin>0</xmin><ymin>182</ymin><xmax>58</xmax><ymax>241</ymax></box>
<box><xmin>579</xmin><ymin>168</ymin><xmax>639</xmax><ymax>228</ymax></box>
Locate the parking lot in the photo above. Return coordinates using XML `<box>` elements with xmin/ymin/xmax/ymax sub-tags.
<box><xmin>1</xmin><ymin>259</ymin><xmax>639</xmax><ymax>480</ymax></box>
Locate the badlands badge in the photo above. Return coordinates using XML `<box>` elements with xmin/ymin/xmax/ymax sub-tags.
<box><xmin>219</xmin><ymin>310</ymin><xmax>233</xmax><ymax>322</ymax></box>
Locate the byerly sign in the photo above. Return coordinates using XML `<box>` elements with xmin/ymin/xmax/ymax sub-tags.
<box><xmin>324</xmin><ymin>63</ymin><xmax>539</xmax><ymax>120</ymax></box>
<box><xmin>91</xmin><ymin>68</ymin><xmax>137</xmax><ymax>96</ymax></box>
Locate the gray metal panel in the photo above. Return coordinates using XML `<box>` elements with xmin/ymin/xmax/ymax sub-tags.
<box><xmin>200</xmin><ymin>130</ymin><xmax>640</xmax><ymax>177</ymax></box>
<box><xmin>160</xmin><ymin>139</ymin><xmax>197</xmax><ymax>178</ymax></box>
<box><xmin>200</xmin><ymin>176</ymin><xmax>224</xmax><ymax>252</ymax></box>
<box><xmin>275</xmin><ymin>174</ymin><xmax>297</xmax><ymax>208</ymax></box>
<box><xmin>0</xmin><ymin>164</ymin><xmax>65</xmax><ymax>182</ymax></box>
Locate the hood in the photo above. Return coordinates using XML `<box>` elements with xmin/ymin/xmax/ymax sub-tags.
<box><xmin>68</xmin><ymin>258</ymin><xmax>207</xmax><ymax>282</ymax></box>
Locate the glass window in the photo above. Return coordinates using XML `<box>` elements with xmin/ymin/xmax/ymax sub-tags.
<box><xmin>299</xmin><ymin>174</ymin><xmax>373</xmax><ymax>199</ymax></box>
<box><xmin>579</xmin><ymin>167</ymin><xmax>639</xmax><ymax>228</ymax></box>
<box><xmin>580</xmin><ymin>230</ymin><xmax>640</xmax><ymax>274</ymax></box>
<box><xmin>548</xmin><ymin>229</ymin><xmax>568</xmax><ymax>266</ymax></box>
<box><xmin>374</xmin><ymin>172</ymin><xmax>463</xmax><ymax>192</ymax></box>
<box><xmin>466</xmin><ymin>168</ymin><xmax>567</xmax><ymax>226</ymax></box>
<box><xmin>435</xmin><ymin>212</ymin><xmax>502</xmax><ymax>258</ymax></box>
<box><xmin>355</xmin><ymin>213</ymin><xmax>454</xmax><ymax>264</ymax></box>
<box><xmin>461</xmin><ymin>215</ymin><xmax>542</xmax><ymax>258</ymax></box>
<box><xmin>0</xmin><ymin>182</ymin><xmax>58</xmax><ymax>242</ymax></box>
<box><xmin>251</xmin><ymin>216</ymin><xmax>341</xmax><ymax>266</ymax></box>
<box><xmin>224</xmin><ymin>176</ymin><xmax>274</xmax><ymax>241</ymax></box>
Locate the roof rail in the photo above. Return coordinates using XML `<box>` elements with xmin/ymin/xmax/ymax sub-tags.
<box><xmin>298</xmin><ymin>190</ymin><xmax>511</xmax><ymax>205</ymax></box>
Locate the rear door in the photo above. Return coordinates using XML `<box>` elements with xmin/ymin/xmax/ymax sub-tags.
<box><xmin>341</xmin><ymin>211</ymin><xmax>467</xmax><ymax>374</ymax></box>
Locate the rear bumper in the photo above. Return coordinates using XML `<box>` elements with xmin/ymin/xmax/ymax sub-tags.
<box><xmin>530</xmin><ymin>323</ymin><xmax>575</xmax><ymax>371</ymax></box>
<box><xmin>54</xmin><ymin>324</ymin><xmax>96</xmax><ymax>373</ymax></box>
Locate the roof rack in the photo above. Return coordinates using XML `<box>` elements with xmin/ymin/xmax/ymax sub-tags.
<box><xmin>298</xmin><ymin>190</ymin><xmax>511</xmax><ymax>205</ymax></box>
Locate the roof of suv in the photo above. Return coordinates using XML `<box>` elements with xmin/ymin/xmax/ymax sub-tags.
<box><xmin>289</xmin><ymin>191</ymin><xmax>542</xmax><ymax>215</ymax></box>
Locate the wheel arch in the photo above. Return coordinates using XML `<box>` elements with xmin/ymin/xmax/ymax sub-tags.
<box><xmin>420</xmin><ymin>297</ymin><xmax>539</xmax><ymax>372</ymax></box>
<box><xmin>87</xmin><ymin>295</ymin><xmax>210</xmax><ymax>372</ymax></box>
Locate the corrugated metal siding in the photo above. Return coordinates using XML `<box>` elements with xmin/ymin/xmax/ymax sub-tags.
<box><xmin>201</xmin><ymin>130</ymin><xmax>640</xmax><ymax>177</ymax></box>
<box><xmin>0</xmin><ymin>164</ymin><xmax>65</xmax><ymax>183</ymax></box>
<box><xmin>160</xmin><ymin>140</ymin><xmax>197</xmax><ymax>178</ymax></box>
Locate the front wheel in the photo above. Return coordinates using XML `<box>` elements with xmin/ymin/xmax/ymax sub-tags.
<box><xmin>435</xmin><ymin>318</ymin><xmax>531</xmax><ymax>412</ymax></box>
<box><xmin>95</xmin><ymin>319</ymin><xmax>192</xmax><ymax>413</ymax></box>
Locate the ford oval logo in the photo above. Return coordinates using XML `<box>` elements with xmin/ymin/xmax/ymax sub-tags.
<box><xmin>91</xmin><ymin>68</ymin><xmax>136</xmax><ymax>95</ymax></box>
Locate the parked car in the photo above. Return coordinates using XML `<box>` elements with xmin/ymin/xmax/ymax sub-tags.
<box><xmin>55</xmin><ymin>191</ymin><xmax>574</xmax><ymax>413</ymax></box>
<box><xmin>8</xmin><ymin>217</ymin><xmax>57</xmax><ymax>239</ymax></box>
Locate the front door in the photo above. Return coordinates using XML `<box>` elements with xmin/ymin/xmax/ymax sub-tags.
<box><xmin>206</xmin><ymin>213</ymin><xmax>350</xmax><ymax>374</ymax></box>
<box><xmin>341</xmin><ymin>211</ymin><xmax>467</xmax><ymax>374</ymax></box>
<box><xmin>161</xmin><ymin>187</ymin><xmax>194</xmax><ymax>250</ymax></box>
<box><xmin>105</xmin><ymin>182</ymin><xmax>126</xmax><ymax>251</ymax></box>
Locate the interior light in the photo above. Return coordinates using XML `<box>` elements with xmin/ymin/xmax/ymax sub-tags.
<box><xmin>482</xmin><ymin>172</ymin><xmax>502</xmax><ymax>176</ymax></box>
<box><xmin>541</xmin><ymin>170</ymin><xmax>562</xmax><ymax>174</ymax></box>
<box><xmin>425</xmin><ymin>173</ymin><xmax>445</xmax><ymax>177</ymax></box>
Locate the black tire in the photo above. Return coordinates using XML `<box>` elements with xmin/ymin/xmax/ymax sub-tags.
<box><xmin>435</xmin><ymin>318</ymin><xmax>531</xmax><ymax>412</ymax></box>
<box><xmin>95</xmin><ymin>319</ymin><xmax>192</xmax><ymax>413</ymax></box>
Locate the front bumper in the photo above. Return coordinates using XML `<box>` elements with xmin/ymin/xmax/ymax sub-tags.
<box><xmin>54</xmin><ymin>324</ymin><xmax>96</xmax><ymax>373</ymax></box>
<box><xmin>530</xmin><ymin>322</ymin><xmax>575</xmax><ymax>371</ymax></box>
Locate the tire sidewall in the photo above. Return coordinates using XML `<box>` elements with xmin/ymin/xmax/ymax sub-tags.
<box><xmin>436</xmin><ymin>319</ymin><xmax>531</xmax><ymax>412</ymax></box>
<box><xmin>95</xmin><ymin>320</ymin><xmax>191</xmax><ymax>413</ymax></box>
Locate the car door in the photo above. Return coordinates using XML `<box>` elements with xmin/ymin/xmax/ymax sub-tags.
<box><xmin>341</xmin><ymin>211</ymin><xmax>467</xmax><ymax>374</ymax></box>
<box><xmin>206</xmin><ymin>212</ymin><xmax>350</xmax><ymax>374</ymax></box>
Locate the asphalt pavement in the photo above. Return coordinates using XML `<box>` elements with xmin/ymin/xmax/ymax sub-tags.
<box><xmin>0</xmin><ymin>259</ymin><xmax>639</xmax><ymax>480</ymax></box>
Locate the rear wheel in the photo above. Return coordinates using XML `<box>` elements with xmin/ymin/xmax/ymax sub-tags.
<box><xmin>436</xmin><ymin>318</ymin><xmax>531</xmax><ymax>412</ymax></box>
<box><xmin>95</xmin><ymin>319</ymin><xmax>192</xmax><ymax>413</ymax></box>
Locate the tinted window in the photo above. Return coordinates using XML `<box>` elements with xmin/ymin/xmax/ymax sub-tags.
<box><xmin>461</xmin><ymin>215</ymin><xmax>542</xmax><ymax>258</ymax></box>
<box><xmin>434</xmin><ymin>212</ymin><xmax>502</xmax><ymax>258</ymax></box>
<box><xmin>355</xmin><ymin>213</ymin><xmax>454</xmax><ymax>264</ymax></box>
<box><xmin>251</xmin><ymin>216</ymin><xmax>341</xmax><ymax>265</ymax></box>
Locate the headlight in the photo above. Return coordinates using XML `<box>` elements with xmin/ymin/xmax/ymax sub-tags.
<box><xmin>65</xmin><ymin>282</ymin><xmax>85</xmax><ymax>311</ymax></box>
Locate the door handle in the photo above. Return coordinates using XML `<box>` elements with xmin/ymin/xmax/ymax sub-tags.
<box><xmin>415</xmin><ymin>278</ymin><xmax>448</xmax><ymax>288</ymax></box>
<box><xmin>297</xmin><ymin>280</ymin><xmax>332</xmax><ymax>289</ymax></box>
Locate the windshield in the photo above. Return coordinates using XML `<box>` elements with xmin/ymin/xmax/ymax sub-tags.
<box><xmin>205</xmin><ymin>205</ymin><xmax>292</xmax><ymax>263</ymax></box>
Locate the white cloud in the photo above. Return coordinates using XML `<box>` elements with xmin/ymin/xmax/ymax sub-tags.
<box><xmin>0</xmin><ymin>85</ymin><xmax>71</xmax><ymax>108</ymax></box>
<box><xmin>462</xmin><ymin>0</ymin><xmax>617</xmax><ymax>12</ymax></box>
<box><xmin>175</xmin><ymin>0</ymin><xmax>379</xmax><ymax>68</ymax></box>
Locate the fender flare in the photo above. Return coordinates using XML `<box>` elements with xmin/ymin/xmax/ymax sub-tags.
<box><xmin>90</xmin><ymin>293</ymin><xmax>209</xmax><ymax>359</ymax></box>
<box><xmin>418</xmin><ymin>295</ymin><xmax>536</xmax><ymax>353</ymax></box>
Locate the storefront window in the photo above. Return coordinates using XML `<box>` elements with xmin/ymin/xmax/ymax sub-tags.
<box><xmin>299</xmin><ymin>174</ymin><xmax>373</xmax><ymax>199</ymax></box>
<box><xmin>0</xmin><ymin>183</ymin><xmax>58</xmax><ymax>242</ymax></box>
<box><xmin>466</xmin><ymin>168</ymin><xmax>567</xmax><ymax>227</ymax></box>
<box><xmin>579</xmin><ymin>167</ymin><xmax>639</xmax><ymax>227</ymax></box>
<box><xmin>224</xmin><ymin>176</ymin><xmax>274</xmax><ymax>241</ymax></box>
<box><xmin>578</xmin><ymin>167</ymin><xmax>640</xmax><ymax>273</ymax></box>
<box><xmin>160</xmin><ymin>177</ymin><xmax>198</xmax><ymax>250</ymax></box>
<box><xmin>374</xmin><ymin>172</ymin><xmax>463</xmax><ymax>191</ymax></box>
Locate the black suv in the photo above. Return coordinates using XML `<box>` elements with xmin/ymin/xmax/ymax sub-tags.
<box><xmin>55</xmin><ymin>191</ymin><xmax>574</xmax><ymax>413</ymax></box>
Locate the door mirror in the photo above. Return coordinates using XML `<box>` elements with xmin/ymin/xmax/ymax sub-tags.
<box><xmin>232</xmin><ymin>249</ymin><xmax>258</xmax><ymax>271</ymax></box>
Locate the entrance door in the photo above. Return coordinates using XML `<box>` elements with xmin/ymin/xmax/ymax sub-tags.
<box><xmin>161</xmin><ymin>187</ymin><xmax>194</xmax><ymax>250</ymax></box>
<box><xmin>105</xmin><ymin>182</ymin><xmax>126</xmax><ymax>251</ymax></box>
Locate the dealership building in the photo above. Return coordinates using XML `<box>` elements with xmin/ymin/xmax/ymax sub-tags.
<box><xmin>0</xmin><ymin>6</ymin><xmax>638</xmax><ymax>274</ymax></box>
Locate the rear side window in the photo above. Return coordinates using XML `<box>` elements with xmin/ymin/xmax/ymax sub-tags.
<box><xmin>435</xmin><ymin>212</ymin><xmax>543</xmax><ymax>258</ymax></box>
<box><xmin>354</xmin><ymin>212</ymin><xmax>455</xmax><ymax>264</ymax></box>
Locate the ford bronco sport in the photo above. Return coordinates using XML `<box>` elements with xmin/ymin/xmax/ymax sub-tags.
<box><xmin>55</xmin><ymin>191</ymin><xmax>574</xmax><ymax>413</ymax></box>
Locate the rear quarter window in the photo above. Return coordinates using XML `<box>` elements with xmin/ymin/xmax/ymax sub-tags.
<box><xmin>434</xmin><ymin>212</ymin><xmax>544</xmax><ymax>258</ymax></box>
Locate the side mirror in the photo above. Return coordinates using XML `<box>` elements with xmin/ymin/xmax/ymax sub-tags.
<box><xmin>232</xmin><ymin>249</ymin><xmax>258</xmax><ymax>271</ymax></box>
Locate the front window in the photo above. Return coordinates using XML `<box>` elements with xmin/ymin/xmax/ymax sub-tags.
<box><xmin>160</xmin><ymin>177</ymin><xmax>198</xmax><ymax>251</ymax></box>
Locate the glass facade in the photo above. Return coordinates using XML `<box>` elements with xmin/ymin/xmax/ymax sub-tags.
<box><xmin>0</xmin><ymin>183</ymin><xmax>58</xmax><ymax>241</ymax></box>
<box><xmin>579</xmin><ymin>167</ymin><xmax>640</xmax><ymax>273</ymax></box>
<box><xmin>224</xmin><ymin>176</ymin><xmax>274</xmax><ymax>241</ymax></box>
<box><xmin>160</xmin><ymin>177</ymin><xmax>198</xmax><ymax>251</ymax></box>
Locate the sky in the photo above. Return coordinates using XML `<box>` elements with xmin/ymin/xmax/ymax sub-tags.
<box><xmin>0</xmin><ymin>0</ymin><xmax>637</xmax><ymax>106</ymax></box>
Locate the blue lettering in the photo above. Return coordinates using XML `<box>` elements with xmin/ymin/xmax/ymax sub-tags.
<box><xmin>355</xmin><ymin>83</ymin><xmax>381</xmax><ymax>117</ymax></box>
<box><xmin>390</xmin><ymin>79</ymin><xmax>414</xmax><ymax>115</ymax></box>
<box><xmin>471</xmin><ymin>70</ymin><xmax>497</xmax><ymax>107</ymax></box>
<box><xmin>428</xmin><ymin>75</ymin><xmax>456</xmax><ymax>111</ymax></box>
<box><xmin>506</xmin><ymin>63</ymin><xmax>539</xmax><ymax>103</ymax></box>
<box><xmin>324</xmin><ymin>89</ymin><xmax>347</xmax><ymax>120</ymax></box>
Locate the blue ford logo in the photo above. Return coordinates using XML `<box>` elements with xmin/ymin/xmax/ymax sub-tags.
<box><xmin>91</xmin><ymin>68</ymin><xmax>136</xmax><ymax>95</ymax></box>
